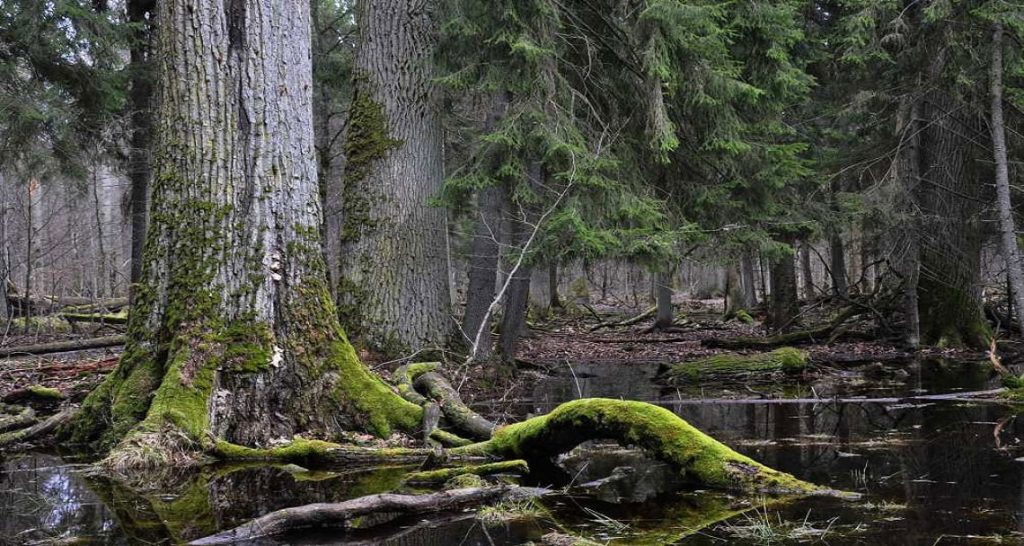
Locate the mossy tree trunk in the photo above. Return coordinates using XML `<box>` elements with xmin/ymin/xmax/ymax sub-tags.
<box><xmin>915</xmin><ymin>59</ymin><xmax>988</xmax><ymax>348</ymax></box>
<box><xmin>61</xmin><ymin>0</ymin><xmax>421</xmax><ymax>462</ymax></box>
<box><xmin>337</xmin><ymin>0</ymin><xmax>451</xmax><ymax>358</ymax></box>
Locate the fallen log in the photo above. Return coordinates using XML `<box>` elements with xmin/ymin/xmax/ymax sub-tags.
<box><xmin>60</xmin><ymin>311</ymin><xmax>128</xmax><ymax>326</ymax></box>
<box><xmin>702</xmin><ymin>306</ymin><xmax>865</xmax><ymax>349</ymax></box>
<box><xmin>0</xmin><ymin>408</ymin><xmax>75</xmax><ymax>448</ymax></box>
<box><xmin>0</xmin><ymin>404</ymin><xmax>36</xmax><ymax>432</ymax></box>
<box><xmin>661</xmin><ymin>348</ymin><xmax>809</xmax><ymax>383</ymax></box>
<box><xmin>7</xmin><ymin>294</ymin><xmax>127</xmax><ymax>317</ymax></box>
<box><xmin>589</xmin><ymin>306</ymin><xmax>656</xmax><ymax>332</ymax></box>
<box><xmin>3</xmin><ymin>385</ymin><xmax>65</xmax><ymax>403</ymax></box>
<box><xmin>189</xmin><ymin>485</ymin><xmax>549</xmax><ymax>545</ymax></box>
<box><xmin>0</xmin><ymin>335</ymin><xmax>126</xmax><ymax>358</ymax></box>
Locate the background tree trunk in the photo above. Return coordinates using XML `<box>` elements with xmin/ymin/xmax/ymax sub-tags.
<box><xmin>548</xmin><ymin>263</ymin><xmax>562</xmax><ymax>309</ymax></box>
<box><xmin>337</xmin><ymin>0</ymin><xmax>451</xmax><ymax>358</ymax></box>
<box><xmin>800</xmin><ymin>240</ymin><xmax>814</xmax><ymax>300</ymax></box>
<box><xmin>62</xmin><ymin>0</ymin><xmax>419</xmax><ymax>456</ymax></box>
<box><xmin>740</xmin><ymin>252</ymin><xmax>758</xmax><ymax>308</ymax></box>
<box><xmin>896</xmin><ymin>96</ymin><xmax>922</xmax><ymax>348</ymax></box>
<box><xmin>989</xmin><ymin>24</ymin><xmax>1024</xmax><ymax>336</ymax></box>
<box><xmin>767</xmin><ymin>238</ymin><xmax>799</xmax><ymax>333</ymax></box>
<box><xmin>654</xmin><ymin>268</ymin><xmax>674</xmax><ymax>328</ymax></box>
<box><xmin>829</xmin><ymin>231</ymin><xmax>847</xmax><ymax>298</ymax></box>
<box><xmin>126</xmin><ymin>0</ymin><xmax>153</xmax><ymax>297</ymax></box>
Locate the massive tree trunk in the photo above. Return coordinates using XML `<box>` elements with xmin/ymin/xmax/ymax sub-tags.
<box><xmin>61</xmin><ymin>0</ymin><xmax>420</xmax><ymax>461</ymax></box>
<box><xmin>915</xmin><ymin>68</ymin><xmax>988</xmax><ymax>348</ymax></box>
<box><xmin>767</xmin><ymin>237</ymin><xmax>799</xmax><ymax>333</ymax></box>
<box><xmin>337</xmin><ymin>0</ymin><xmax>451</xmax><ymax>358</ymax></box>
<box><xmin>126</xmin><ymin>0</ymin><xmax>154</xmax><ymax>295</ymax></box>
<box><xmin>989</xmin><ymin>23</ymin><xmax>1024</xmax><ymax>336</ymax></box>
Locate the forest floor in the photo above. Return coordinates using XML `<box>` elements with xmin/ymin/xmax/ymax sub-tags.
<box><xmin>0</xmin><ymin>296</ymin><xmax>999</xmax><ymax>421</ymax></box>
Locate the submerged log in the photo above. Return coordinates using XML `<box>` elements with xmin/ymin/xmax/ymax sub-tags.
<box><xmin>189</xmin><ymin>485</ymin><xmax>549</xmax><ymax>545</ymax></box>
<box><xmin>403</xmin><ymin>459</ymin><xmax>529</xmax><ymax>485</ymax></box>
<box><xmin>662</xmin><ymin>348</ymin><xmax>809</xmax><ymax>383</ymax></box>
<box><xmin>0</xmin><ymin>335</ymin><xmax>126</xmax><ymax>358</ymax></box>
<box><xmin>0</xmin><ymin>404</ymin><xmax>36</xmax><ymax>432</ymax></box>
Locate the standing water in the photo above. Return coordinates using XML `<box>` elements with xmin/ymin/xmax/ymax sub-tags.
<box><xmin>1</xmin><ymin>357</ymin><xmax>1022</xmax><ymax>545</ymax></box>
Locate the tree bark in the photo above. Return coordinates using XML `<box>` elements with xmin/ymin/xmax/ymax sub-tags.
<box><xmin>767</xmin><ymin>237</ymin><xmax>799</xmax><ymax>333</ymax></box>
<box><xmin>989</xmin><ymin>23</ymin><xmax>1024</xmax><ymax>336</ymax></box>
<box><xmin>499</xmin><ymin>215</ymin><xmax>532</xmax><ymax>361</ymax></box>
<box><xmin>61</xmin><ymin>0</ymin><xmax>420</xmax><ymax>460</ymax></box>
<box><xmin>337</xmin><ymin>0</ymin><xmax>451</xmax><ymax>358</ymax></box>
<box><xmin>740</xmin><ymin>252</ymin><xmax>758</xmax><ymax>308</ymax></box>
<box><xmin>654</xmin><ymin>268</ymin><xmax>674</xmax><ymax>328</ymax></box>
<box><xmin>829</xmin><ymin>231</ymin><xmax>847</xmax><ymax>298</ymax></box>
<box><xmin>915</xmin><ymin>58</ymin><xmax>988</xmax><ymax>348</ymax></box>
<box><xmin>461</xmin><ymin>92</ymin><xmax>510</xmax><ymax>357</ymax></box>
<box><xmin>895</xmin><ymin>95</ymin><xmax>922</xmax><ymax>348</ymax></box>
<box><xmin>799</xmin><ymin>240</ymin><xmax>814</xmax><ymax>300</ymax></box>
<box><xmin>126</xmin><ymin>0</ymin><xmax>154</xmax><ymax>297</ymax></box>
<box><xmin>548</xmin><ymin>263</ymin><xmax>562</xmax><ymax>309</ymax></box>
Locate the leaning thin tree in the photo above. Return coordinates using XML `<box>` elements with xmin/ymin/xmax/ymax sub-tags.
<box><xmin>58</xmin><ymin>0</ymin><xmax>835</xmax><ymax>500</ymax></box>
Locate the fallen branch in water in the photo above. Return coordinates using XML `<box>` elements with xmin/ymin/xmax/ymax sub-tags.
<box><xmin>0</xmin><ymin>404</ymin><xmax>35</xmax><ymax>432</ymax></box>
<box><xmin>189</xmin><ymin>485</ymin><xmax>550</xmax><ymax>545</ymax></box>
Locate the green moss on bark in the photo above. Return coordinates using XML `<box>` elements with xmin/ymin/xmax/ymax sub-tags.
<box><xmin>664</xmin><ymin>348</ymin><xmax>808</xmax><ymax>383</ymax></box>
<box><xmin>455</xmin><ymin>398</ymin><xmax>824</xmax><ymax>494</ymax></box>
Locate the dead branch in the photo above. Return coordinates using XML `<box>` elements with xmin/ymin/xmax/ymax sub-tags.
<box><xmin>0</xmin><ymin>408</ymin><xmax>74</xmax><ymax>448</ymax></box>
<box><xmin>189</xmin><ymin>486</ymin><xmax>550</xmax><ymax>545</ymax></box>
<box><xmin>589</xmin><ymin>305</ymin><xmax>656</xmax><ymax>332</ymax></box>
<box><xmin>0</xmin><ymin>335</ymin><xmax>126</xmax><ymax>358</ymax></box>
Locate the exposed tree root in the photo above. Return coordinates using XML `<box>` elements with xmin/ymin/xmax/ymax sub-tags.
<box><xmin>0</xmin><ymin>335</ymin><xmax>126</xmax><ymax>358</ymax></box>
<box><xmin>188</xmin><ymin>485</ymin><xmax>549</xmax><ymax>545</ymax></box>
<box><xmin>430</xmin><ymin>428</ymin><xmax>473</xmax><ymax>447</ymax></box>
<box><xmin>452</xmin><ymin>398</ymin><xmax>851</xmax><ymax>496</ymax></box>
<box><xmin>661</xmin><ymin>348</ymin><xmax>809</xmax><ymax>383</ymax></box>
<box><xmin>414</xmin><ymin>371</ymin><xmax>496</xmax><ymax>440</ymax></box>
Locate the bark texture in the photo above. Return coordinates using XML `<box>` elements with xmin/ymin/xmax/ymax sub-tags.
<box><xmin>62</xmin><ymin>0</ymin><xmax>420</xmax><ymax>460</ymax></box>
<box><xmin>915</xmin><ymin>54</ymin><xmax>988</xmax><ymax>348</ymax></box>
<box><xmin>126</xmin><ymin>0</ymin><xmax>154</xmax><ymax>292</ymax></box>
<box><xmin>654</xmin><ymin>268</ymin><xmax>674</xmax><ymax>328</ymax></box>
<box><xmin>895</xmin><ymin>96</ymin><xmax>922</xmax><ymax>347</ymax></box>
<box><xmin>767</xmin><ymin>238</ymin><xmax>799</xmax><ymax>333</ymax></box>
<box><xmin>337</xmin><ymin>0</ymin><xmax>451</xmax><ymax>357</ymax></box>
<box><xmin>989</xmin><ymin>24</ymin><xmax>1024</xmax><ymax>336</ymax></box>
<box><xmin>740</xmin><ymin>252</ymin><xmax>758</xmax><ymax>308</ymax></box>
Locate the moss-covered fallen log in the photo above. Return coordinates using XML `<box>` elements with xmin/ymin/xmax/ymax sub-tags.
<box><xmin>0</xmin><ymin>404</ymin><xmax>36</xmax><ymax>432</ymax></box>
<box><xmin>0</xmin><ymin>408</ymin><xmax>75</xmax><ymax>448</ymax></box>
<box><xmin>662</xmin><ymin>348</ymin><xmax>809</xmax><ymax>383</ymax></box>
<box><xmin>454</xmin><ymin>398</ymin><xmax>844</xmax><ymax>495</ymax></box>
<box><xmin>189</xmin><ymin>485</ymin><xmax>549</xmax><ymax>545</ymax></box>
<box><xmin>60</xmin><ymin>310</ymin><xmax>129</xmax><ymax>326</ymax></box>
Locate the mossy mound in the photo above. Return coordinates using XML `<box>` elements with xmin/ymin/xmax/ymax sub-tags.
<box><xmin>664</xmin><ymin>347</ymin><xmax>808</xmax><ymax>383</ymax></box>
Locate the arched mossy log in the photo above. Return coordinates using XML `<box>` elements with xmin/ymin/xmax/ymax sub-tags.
<box><xmin>661</xmin><ymin>348</ymin><xmax>808</xmax><ymax>383</ymax></box>
<box><xmin>453</xmin><ymin>399</ymin><xmax>843</xmax><ymax>495</ymax></box>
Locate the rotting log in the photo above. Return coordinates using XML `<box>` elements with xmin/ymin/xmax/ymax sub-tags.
<box><xmin>0</xmin><ymin>409</ymin><xmax>75</xmax><ymax>448</ymax></box>
<box><xmin>7</xmin><ymin>294</ymin><xmax>127</xmax><ymax>317</ymax></box>
<box><xmin>452</xmin><ymin>398</ymin><xmax>853</xmax><ymax>496</ymax></box>
<box><xmin>702</xmin><ymin>306</ymin><xmax>864</xmax><ymax>349</ymax></box>
<box><xmin>0</xmin><ymin>335</ymin><xmax>126</xmax><ymax>358</ymax></box>
<box><xmin>414</xmin><ymin>371</ymin><xmax>496</xmax><ymax>440</ymax></box>
<box><xmin>189</xmin><ymin>485</ymin><xmax>549</xmax><ymax>545</ymax></box>
<box><xmin>403</xmin><ymin>459</ymin><xmax>529</xmax><ymax>485</ymax></box>
<box><xmin>430</xmin><ymin>428</ymin><xmax>473</xmax><ymax>447</ymax></box>
<box><xmin>3</xmin><ymin>386</ymin><xmax>65</xmax><ymax>404</ymax></box>
<box><xmin>589</xmin><ymin>306</ymin><xmax>656</xmax><ymax>332</ymax></box>
<box><xmin>0</xmin><ymin>404</ymin><xmax>36</xmax><ymax>432</ymax></box>
<box><xmin>661</xmin><ymin>348</ymin><xmax>809</xmax><ymax>383</ymax></box>
<box><xmin>60</xmin><ymin>311</ymin><xmax>129</xmax><ymax>326</ymax></box>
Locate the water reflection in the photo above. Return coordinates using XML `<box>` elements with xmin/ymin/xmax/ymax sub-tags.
<box><xmin>1</xmin><ymin>357</ymin><xmax>1022</xmax><ymax>544</ymax></box>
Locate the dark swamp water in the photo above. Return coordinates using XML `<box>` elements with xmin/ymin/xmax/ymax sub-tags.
<box><xmin>4</xmin><ymin>357</ymin><xmax>1024</xmax><ymax>545</ymax></box>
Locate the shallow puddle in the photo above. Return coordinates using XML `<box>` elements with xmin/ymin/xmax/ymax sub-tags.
<box><xmin>2</xmin><ymin>357</ymin><xmax>1023</xmax><ymax>544</ymax></box>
